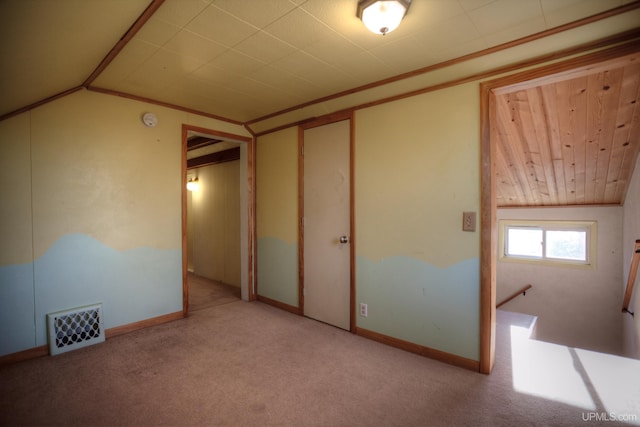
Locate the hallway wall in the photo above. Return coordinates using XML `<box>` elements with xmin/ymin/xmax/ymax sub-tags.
<box><xmin>188</xmin><ymin>159</ymin><xmax>241</xmax><ymax>287</ymax></box>
<box><xmin>497</xmin><ymin>206</ymin><xmax>623</xmax><ymax>355</ymax></box>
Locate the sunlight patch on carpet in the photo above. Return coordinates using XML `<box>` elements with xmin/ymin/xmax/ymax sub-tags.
<box><xmin>511</xmin><ymin>325</ymin><xmax>640</xmax><ymax>424</ymax></box>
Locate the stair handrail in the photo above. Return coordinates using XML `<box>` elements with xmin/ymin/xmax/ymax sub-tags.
<box><xmin>497</xmin><ymin>284</ymin><xmax>532</xmax><ymax>308</ymax></box>
<box><xmin>622</xmin><ymin>239</ymin><xmax>640</xmax><ymax>317</ymax></box>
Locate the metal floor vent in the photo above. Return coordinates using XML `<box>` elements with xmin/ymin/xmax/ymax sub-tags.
<box><xmin>46</xmin><ymin>303</ymin><xmax>105</xmax><ymax>356</ymax></box>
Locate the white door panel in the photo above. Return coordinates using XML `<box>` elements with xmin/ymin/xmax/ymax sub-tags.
<box><xmin>303</xmin><ymin>120</ymin><xmax>351</xmax><ymax>330</ymax></box>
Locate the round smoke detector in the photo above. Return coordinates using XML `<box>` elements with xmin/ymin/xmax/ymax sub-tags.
<box><xmin>142</xmin><ymin>112</ymin><xmax>158</xmax><ymax>128</ymax></box>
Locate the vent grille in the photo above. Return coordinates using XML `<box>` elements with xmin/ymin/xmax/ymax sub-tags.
<box><xmin>46</xmin><ymin>304</ymin><xmax>105</xmax><ymax>356</ymax></box>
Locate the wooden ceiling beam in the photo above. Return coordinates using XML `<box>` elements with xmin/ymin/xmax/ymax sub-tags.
<box><xmin>187</xmin><ymin>136</ymin><xmax>223</xmax><ymax>151</ymax></box>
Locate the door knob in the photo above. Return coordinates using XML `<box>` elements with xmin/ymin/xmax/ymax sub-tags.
<box><xmin>339</xmin><ymin>235</ymin><xmax>349</xmax><ymax>244</ymax></box>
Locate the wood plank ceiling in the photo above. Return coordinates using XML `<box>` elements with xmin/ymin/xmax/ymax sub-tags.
<box><xmin>494</xmin><ymin>51</ymin><xmax>640</xmax><ymax>207</ymax></box>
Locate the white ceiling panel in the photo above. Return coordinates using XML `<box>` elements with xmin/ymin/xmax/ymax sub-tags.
<box><xmin>190</xmin><ymin>63</ymin><xmax>241</xmax><ymax>86</ymax></box>
<box><xmin>302</xmin><ymin>32</ymin><xmax>361</xmax><ymax>65</ymax></box>
<box><xmin>484</xmin><ymin>15</ymin><xmax>547</xmax><ymax>47</ymax></box>
<box><xmin>206</xmin><ymin>49</ymin><xmax>266</xmax><ymax>74</ymax></box>
<box><xmin>331</xmin><ymin>50</ymin><xmax>397</xmax><ymax>82</ymax></box>
<box><xmin>234</xmin><ymin>31</ymin><xmax>297</xmax><ymax>64</ymax></box>
<box><xmin>135</xmin><ymin>16</ymin><xmax>182</xmax><ymax>46</ymax></box>
<box><xmin>412</xmin><ymin>14</ymin><xmax>483</xmax><ymax>52</ymax></box>
<box><xmin>212</xmin><ymin>0</ymin><xmax>298</xmax><ymax>28</ymax></box>
<box><xmin>264</xmin><ymin>7</ymin><xmax>338</xmax><ymax>50</ymax></box>
<box><xmin>541</xmin><ymin>0</ymin><xmax>627</xmax><ymax>28</ymax></box>
<box><xmin>92</xmin><ymin>39</ymin><xmax>159</xmax><ymax>89</ymax></box>
<box><xmin>249</xmin><ymin>66</ymin><xmax>322</xmax><ymax>97</ymax></box>
<box><xmin>162</xmin><ymin>30</ymin><xmax>228</xmax><ymax>63</ymax></box>
<box><xmin>468</xmin><ymin>0</ymin><xmax>544</xmax><ymax>36</ymax></box>
<box><xmin>151</xmin><ymin>0</ymin><xmax>212</xmax><ymax>27</ymax></box>
<box><xmin>186</xmin><ymin>4</ymin><xmax>259</xmax><ymax>48</ymax></box>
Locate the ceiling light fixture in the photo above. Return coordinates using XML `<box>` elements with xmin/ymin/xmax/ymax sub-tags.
<box><xmin>357</xmin><ymin>0</ymin><xmax>411</xmax><ymax>36</ymax></box>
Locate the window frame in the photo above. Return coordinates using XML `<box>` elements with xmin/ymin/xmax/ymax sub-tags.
<box><xmin>498</xmin><ymin>219</ymin><xmax>597</xmax><ymax>269</ymax></box>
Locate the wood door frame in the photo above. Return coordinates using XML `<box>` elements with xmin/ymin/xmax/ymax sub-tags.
<box><xmin>298</xmin><ymin>112</ymin><xmax>356</xmax><ymax>332</ymax></box>
<box><xmin>479</xmin><ymin>41</ymin><xmax>640</xmax><ymax>374</ymax></box>
<box><xmin>181</xmin><ymin>124</ymin><xmax>256</xmax><ymax>316</ymax></box>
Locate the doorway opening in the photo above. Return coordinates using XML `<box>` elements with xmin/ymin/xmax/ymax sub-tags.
<box><xmin>181</xmin><ymin>124</ymin><xmax>255</xmax><ymax>316</ymax></box>
<box><xmin>480</xmin><ymin>42</ymin><xmax>640</xmax><ymax>373</ymax></box>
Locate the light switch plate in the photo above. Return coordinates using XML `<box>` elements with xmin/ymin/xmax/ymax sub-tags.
<box><xmin>463</xmin><ymin>212</ymin><xmax>476</xmax><ymax>232</ymax></box>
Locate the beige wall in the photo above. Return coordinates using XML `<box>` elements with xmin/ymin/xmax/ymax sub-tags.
<box><xmin>255</xmin><ymin>83</ymin><xmax>482</xmax><ymax>361</ymax></box>
<box><xmin>255</xmin><ymin>127</ymin><xmax>299</xmax><ymax>306</ymax></box>
<box><xmin>355</xmin><ymin>83</ymin><xmax>480</xmax><ymax>268</ymax></box>
<box><xmin>497</xmin><ymin>206</ymin><xmax>623</xmax><ymax>355</ymax></box>
<box><xmin>188</xmin><ymin>160</ymin><xmax>241</xmax><ymax>287</ymax></box>
<box><xmin>355</xmin><ymin>83</ymin><xmax>481</xmax><ymax>360</ymax></box>
<box><xmin>29</xmin><ymin>89</ymin><xmax>182</xmax><ymax>255</ymax></box>
<box><xmin>622</xmin><ymin>155</ymin><xmax>640</xmax><ymax>358</ymax></box>
<box><xmin>0</xmin><ymin>113</ymin><xmax>32</xmax><ymax>266</ymax></box>
<box><xmin>0</xmin><ymin>89</ymin><xmax>250</xmax><ymax>356</ymax></box>
<box><xmin>256</xmin><ymin>127</ymin><xmax>298</xmax><ymax>245</ymax></box>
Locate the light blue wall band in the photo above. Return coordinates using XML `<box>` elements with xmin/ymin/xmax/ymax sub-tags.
<box><xmin>257</xmin><ymin>237</ymin><xmax>298</xmax><ymax>307</ymax></box>
<box><xmin>0</xmin><ymin>263</ymin><xmax>35</xmax><ymax>355</ymax></box>
<box><xmin>0</xmin><ymin>234</ymin><xmax>182</xmax><ymax>355</ymax></box>
<box><xmin>357</xmin><ymin>256</ymin><xmax>480</xmax><ymax>360</ymax></box>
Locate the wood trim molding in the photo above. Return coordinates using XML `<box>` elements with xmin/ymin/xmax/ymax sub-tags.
<box><xmin>182</xmin><ymin>124</ymin><xmax>251</xmax><ymax>143</ymax></box>
<box><xmin>83</xmin><ymin>0</ymin><xmax>165</xmax><ymax>87</ymax></box>
<box><xmin>181</xmin><ymin>125</ymin><xmax>189</xmax><ymax>316</ymax></box>
<box><xmin>479</xmin><ymin>82</ymin><xmax>497</xmax><ymax>375</ymax></box>
<box><xmin>257</xmin><ymin>295</ymin><xmax>301</xmax><ymax>315</ymax></box>
<box><xmin>87</xmin><ymin>87</ymin><xmax>243</xmax><ymax>126</ymax></box>
<box><xmin>248</xmin><ymin>137</ymin><xmax>257</xmax><ymax>301</ymax></box>
<box><xmin>187</xmin><ymin>136</ymin><xmax>223</xmax><ymax>151</ymax></box>
<box><xmin>254</xmin><ymin>117</ymin><xmax>319</xmax><ymax>138</ymax></box>
<box><xmin>299</xmin><ymin>111</ymin><xmax>353</xmax><ymax>130</ymax></box>
<box><xmin>489</xmin><ymin>42</ymin><xmax>640</xmax><ymax>95</ymax></box>
<box><xmin>298</xmin><ymin>125</ymin><xmax>305</xmax><ymax>314</ymax></box>
<box><xmin>0</xmin><ymin>311</ymin><xmax>184</xmax><ymax>366</ymax></box>
<box><xmin>243</xmin><ymin>124</ymin><xmax>257</xmax><ymax>138</ymax></box>
<box><xmin>356</xmin><ymin>327</ymin><xmax>480</xmax><ymax>372</ymax></box>
<box><xmin>349</xmin><ymin>115</ymin><xmax>356</xmax><ymax>334</ymax></box>
<box><xmin>0</xmin><ymin>86</ymin><xmax>84</xmax><ymax>122</ymax></box>
<box><xmin>105</xmin><ymin>311</ymin><xmax>184</xmax><ymax>339</ymax></box>
<box><xmin>0</xmin><ymin>345</ymin><xmax>49</xmax><ymax>367</ymax></box>
<box><xmin>187</xmin><ymin>147</ymin><xmax>240</xmax><ymax>169</ymax></box>
<box><xmin>622</xmin><ymin>240</ymin><xmax>640</xmax><ymax>313</ymax></box>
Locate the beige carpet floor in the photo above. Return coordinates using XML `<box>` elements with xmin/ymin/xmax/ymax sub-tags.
<box><xmin>0</xmin><ymin>298</ymin><xmax>636</xmax><ymax>426</ymax></box>
<box><xmin>188</xmin><ymin>273</ymin><xmax>241</xmax><ymax>312</ymax></box>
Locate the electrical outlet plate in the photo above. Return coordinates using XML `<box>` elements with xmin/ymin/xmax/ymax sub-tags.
<box><xmin>463</xmin><ymin>211</ymin><xmax>476</xmax><ymax>232</ymax></box>
<box><xmin>359</xmin><ymin>303</ymin><xmax>368</xmax><ymax>317</ymax></box>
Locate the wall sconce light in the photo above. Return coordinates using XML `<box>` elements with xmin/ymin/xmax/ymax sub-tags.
<box><xmin>357</xmin><ymin>0</ymin><xmax>411</xmax><ymax>35</ymax></box>
<box><xmin>187</xmin><ymin>177</ymin><xmax>199</xmax><ymax>192</ymax></box>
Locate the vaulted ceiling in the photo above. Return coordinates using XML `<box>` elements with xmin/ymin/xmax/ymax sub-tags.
<box><xmin>1</xmin><ymin>0</ymin><xmax>640</xmax><ymax>207</ymax></box>
<box><xmin>2</xmin><ymin>0</ymin><xmax>638</xmax><ymax>123</ymax></box>
<box><xmin>494</xmin><ymin>51</ymin><xmax>640</xmax><ymax>207</ymax></box>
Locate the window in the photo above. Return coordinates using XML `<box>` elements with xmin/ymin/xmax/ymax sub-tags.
<box><xmin>499</xmin><ymin>220</ymin><xmax>596</xmax><ymax>268</ymax></box>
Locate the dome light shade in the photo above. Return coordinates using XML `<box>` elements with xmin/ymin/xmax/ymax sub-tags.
<box><xmin>357</xmin><ymin>0</ymin><xmax>411</xmax><ymax>35</ymax></box>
